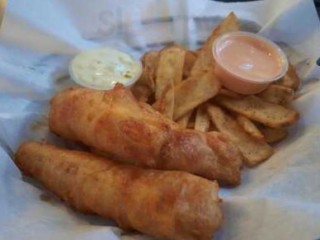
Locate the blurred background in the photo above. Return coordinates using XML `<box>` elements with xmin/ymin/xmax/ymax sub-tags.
<box><xmin>217</xmin><ymin>0</ymin><xmax>320</xmax><ymax>17</ymax></box>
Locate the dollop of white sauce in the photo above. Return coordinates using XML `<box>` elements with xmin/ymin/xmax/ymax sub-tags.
<box><xmin>70</xmin><ymin>48</ymin><xmax>142</xmax><ymax>90</ymax></box>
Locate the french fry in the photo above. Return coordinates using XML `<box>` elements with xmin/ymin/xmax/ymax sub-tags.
<box><xmin>195</xmin><ymin>105</ymin><xmax>211</xmax><ymax>132</ymax></box>
<box><xmin>131</xmin><ymin>51</ymin><xmax>159</xmax><ymax>102</ymax></box>
<box><xmin>190</xmin><ymin>12</ymin><xmax>240</xmax><ymax>77</ymax></box>
<box><xmin>172</xmin><ymin>69</ymin><xmax>221</xmax><ymax>120</ymax></box>
<box><xmin>183</xmin><ymin>50</ymin><xmax>197</xmax><ymax>79</ymax></box>
<box><xmin>219</xmin><ymin>88</ymin><xmax>243</xmax><ymax>99</ymax></box>
<box><xmin>215</xmin><ymin>95</ymin><xmax>299</xmax><ymax>128</ymax></box>
<box><xmin>153</xmin><ymin>84</ymin><xmax>175</xmax><ymax>119</ymax></box>
<box><xmin>276</xmin><ymin>63</ymin><xmax>300</xmax><ymax>91</ymax></box>
<box><xmin>236</xmin><ymin>114</ymin><xmax>264</xmax><ymax>141</ymax></box>
<box><xmin>155</xmin><ymin>46</ymin><xmax>185</xmax><ymax>100</ymax></box>
<box><xmin>207</xmin><ymin>104</ymin><xmax>273</xmax><ymax>166</ymax></box>
<box><xmin>259</xmin><ymin>127</ymin><xmax>288</xmax><ymax>143</ymax></box>
<box><xmin>177</xmin><ymin>110</ymin><xmax>193</xmax><ymax>128</ymax></box>
<box><xmin>257</xmin><ymin>84</ymin><xmax>294</xmax><ymax>105</ymax></box>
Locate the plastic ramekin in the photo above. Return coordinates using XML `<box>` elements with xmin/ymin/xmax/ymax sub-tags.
<box><xmin>69</xmin><ymin>48</ymin><xmax>142</xmax><ymax>90</ymax></box>
<box><xmin>212</xmin><ymin>31</ymin><xmax>288</xmax><ymax>95</ymax></box>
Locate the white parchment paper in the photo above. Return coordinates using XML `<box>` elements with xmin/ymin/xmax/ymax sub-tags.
<box><xmin>1</xmin><ymin>0</ymin><xmax>320</xmax><ymax>239</ymax></box>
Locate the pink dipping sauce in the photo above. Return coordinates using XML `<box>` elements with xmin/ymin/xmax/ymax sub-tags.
<box><xmin>213</xmin><ymin>31</ymin><xmax>288</xmax><ymax>94</ymax></box>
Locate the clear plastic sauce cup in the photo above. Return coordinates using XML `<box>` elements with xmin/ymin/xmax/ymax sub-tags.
<box><xmin>212</xmin><ymin>31</ymin><xmax>288</xmax><ymax>95</ymax></box>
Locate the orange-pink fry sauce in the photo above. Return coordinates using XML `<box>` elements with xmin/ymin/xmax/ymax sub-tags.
<box><xmin>213</xmin><ymin>32</ymin><xmax>288</xmax><ymax>95</ymax></box>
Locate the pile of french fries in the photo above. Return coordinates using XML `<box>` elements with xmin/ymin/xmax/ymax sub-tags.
<box><xmin>131</xmin><ymin>12</ymin><xmax>300</xmax><ymax>167</ymax></box>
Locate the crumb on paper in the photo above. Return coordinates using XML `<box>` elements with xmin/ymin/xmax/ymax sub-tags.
<box><xmin>30</xmin><ymin>120</ymin><xmax>48</xmax><ymax>131</ymax></box>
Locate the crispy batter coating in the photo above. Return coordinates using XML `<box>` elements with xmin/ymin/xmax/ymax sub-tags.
<box><xmin>49</xmin><ymin>85</ymin><xmax>242</xmax><ymax>186</ymax></box>
<box><xmin>15</xmin><ymin>142</ymin><xmax>223</xmax><ymax>240</ymax></box>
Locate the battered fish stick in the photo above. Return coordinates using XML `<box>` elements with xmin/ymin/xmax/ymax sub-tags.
<box><xmin>49</xmin><ymin>84</ymin><xmax>242</xmax><ymax>186</ymax></box>
<box><xmin>15</xmin><ymin>142</ymin><xmax>223</xmax><ymax>240</ymax></box>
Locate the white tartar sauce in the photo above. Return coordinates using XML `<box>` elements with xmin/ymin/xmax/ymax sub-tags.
<box><xmin>69</xmin><ymin>48</ymin><xmax>142</xmax><ymax>90</ymax></box>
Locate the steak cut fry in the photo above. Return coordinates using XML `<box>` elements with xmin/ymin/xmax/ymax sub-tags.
<box><xmin>195</xmin><ymin>105</ymin><xmax>211</xmax><ymax>132</ymax></box>
<box><xmin>257</xmin><ymin>84</ymin><xmax>294</xmax><ymax>105</ymax></box>
<box><xmin>236</xmin><ymin>115</ymin><xmax>264</xmax><ymax>141</ymax></box>
<box><xmin>177</xmin><ymin>111</ymin><xmax>193</xmax><ymax>128</ymax></box>
<box><xmin>172</xmin><ymin>69</ymin><xmax>221</xmax><ymax>120</ymax></box>
<box><xmin>183</xmin><ymin>50</ymin><xmax>197</xmax><ymax>79</ymax></box>
<box><xmin>207</xmin><ymin>104</ymin><xmax>273</xmax><ymax>166</ymax></box>
<box><xmin>276</xmin><ymin>63</ymin><xmax>300</xmax><ymax>91</ymax></box>
<box><xmin>155</xmin><ymin>46</ymin><xmax>185</xmax><ymax>100</ymax></box>
<box><xmin>215</xmin><ymin>95</ymin><xmax>299</xmax><ymax>128</ymax></box>
<box><xmin>14</xmin><ymin>142</ymin><xmax>223</xmax><ymax>240</ymax></box>
<box><xmin>49</xmin><ymin>84</ymin><xmax>242</xmax><ymax>185</ymax></box>
<box><xmin>259</xmin><ymin>127</ymin><xmax>288</xmax><ymax>143</ymax></box>
<box><xmin>219</xmin><ymin>88</ymin><xmax>243</xmax><ymax>99</ymax></box>
<box><xmin>131</xmin><ymin>51</ymin><xmax>158</xmax><ymax>102</ymax></box>
<box><xmin>190</xmin><ymin>12</ymin><xmax>240</xmax><ymax>77</ymax></box>
<box><xmin>154</xmin><ymin>83</ymin><xmax>175</xmax><ymax>119</ymax></box>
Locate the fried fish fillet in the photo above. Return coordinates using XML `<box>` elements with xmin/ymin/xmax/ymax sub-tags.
<box><xmin>14</xmin><ymin>142</ymin><xmax>223</xmax><ymax>240</ymax></box>
<box><xmin>49</xmin><ymin>84</ymin><xmax>242</xmax><ymax>186</ymax></box>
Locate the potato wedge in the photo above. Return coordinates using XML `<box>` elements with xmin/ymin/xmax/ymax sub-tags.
<box><xmin>219</xmin><ymin>88</ymin><xmax>243</xmax><ymax>99</ymax></box>
<box><xmin>191</xmin><ymin>12</ymin><xmax>240</xmax><ymax>77</ymax></box>
<box><xmin>276</xmin><ymin>63</ymin><xmax>300</xmax><ymax>91</ymax></box>
<box><xmin>215</xmin><ymin>95</ymin><xmax>299</xmax><ymax>128</ymax></box>
<box><xmin>155</xmin><ymin>46</ymin><xmax>185</xmax><ymax>100</ymax></box>
<box><xmin>195</xmin><ymin>105</ymin><xmax>211</xmax><ymax>132</ymax></box>
<box><xmin>172</xmin><ymin>69</ymin><xmax>221</xmax><ymax>120</ymax></box>
<box><xmin>131</xmin><ymin>51</ymin><xmax>158</xmax><ymax>102</ymax></box>
<box><xmin>176</xmin><ymin>111</ymin><xmax>193</xmax><ymax>128</ymax></box>
<box><xmin>257</xmin><ymin>84</ymin><xmax>294</xmax><ymax>105</ymax></box>
<box><xmin>236</xmin><ymin>114</ymin><xmax>264</xmax><ymax>141</ymax></box>
<box><xmin>259</xmin><ymin>127</ymin><xmax>288</xmax><ymax>143</ymax></box>
<box><xmin>153</xmin><ymin>84</ymin><xmax>174</xmax><ymax>119</ymax></box>
<box><xmin>207</xmin><ymin>104</ymin><xmax>273</xmax><ymax>166</ymax></box>
<box><xmin>183</xmin><ymin>50</ymin><xmax>197</xmax><ymax>79</ymax></box>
